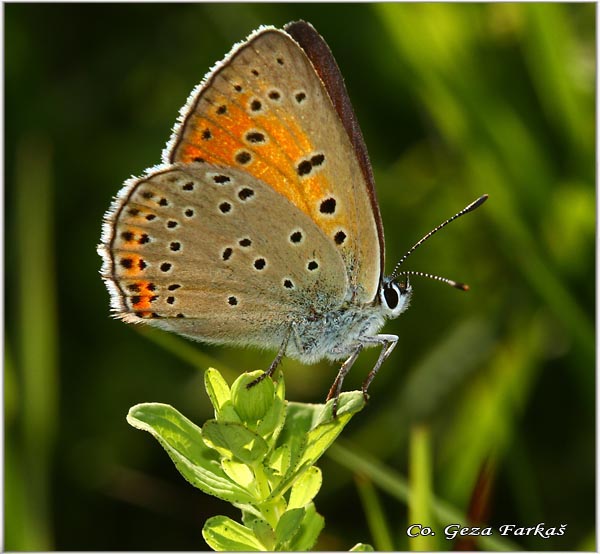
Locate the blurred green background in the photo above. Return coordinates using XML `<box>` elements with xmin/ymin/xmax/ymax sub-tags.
<box><xmin>5</xmin><ymin>3</ymin><xmax>595</xmax><ymax>551</ymax></box>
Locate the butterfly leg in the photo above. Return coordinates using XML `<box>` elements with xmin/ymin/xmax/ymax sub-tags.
<box><xmin>360</xmin><ymin>334</ymin><xmax>398</xmax><ymax>400</ymax></box>
<box><xmin>246</xmin><ymin>324</ymin><xmax>292</xmax><ymax>389</ymax></box>
<box><xmin>326</xmin><ymin>344</ymin><xmax>364</xmax><ymax>417</ymax></box>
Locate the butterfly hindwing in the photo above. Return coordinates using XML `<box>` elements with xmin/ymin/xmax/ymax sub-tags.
<box><xmin>100</xmin><ymin>163</ymin><xmax>348</xmax><ymax>348</ymax></box>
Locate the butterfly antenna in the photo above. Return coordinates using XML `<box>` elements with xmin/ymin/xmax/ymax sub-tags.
<box><xmin>389</xmin><ymin>194</ymin><xmax>488</xmax><ymax>282</ymax></box>
<box><xmin>395</xmin><ymin>270</ymin><xmax>469</xmax><ymax>291</ymax></box>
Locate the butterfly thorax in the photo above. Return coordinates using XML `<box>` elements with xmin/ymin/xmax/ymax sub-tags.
<box><xmin>286</xmin><ymin>303</ymin><xmax>385</xmax><ymax>363</ymax></box>
<box><xmin>287</xmin><ymin>280</ymin><xmax>411</xmax><ymax>363</ymax></box>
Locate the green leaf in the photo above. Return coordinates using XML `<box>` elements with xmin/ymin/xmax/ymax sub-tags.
<box><xmin>287</xmin><ymin>503</ymin><xmax>325</xmax><ymax>551</ymax></box>
<box><xmin>288</xmin><ymin>466</ymin><xmax>322</xmax><ymax>509</ymax></box>
<box><xmin>218</xmin><ymin>402</ymin><xmax>243</xmax><ymax>424</ymax></box>
<box><xmin>275</xmin><ymin>508</ymin><xmax>305</xmax><ymax>548</ymax></box>
<box><xmin>265</xmin><ymin>371</ymin><xmax>287</xmax><ymax>445</ymax></box>
<box><xmin>263</xmin><ymin>444</ymin><xmax>290</xmax><ymax>490</ymax></box>
<box><xmin>267</xmin><ymin>444</ymin><xmax>291</xmax><ymax>476</ymax></box>
<box><xmin>204</xmin><ymin>368</ymin><xmax>232</xmax><ymax>416</ymax></box>
<box><xmin>298</xmin><ymin>392</ymin><xmax>363</xmax><ymax>469</ymax></box>
<box><xmin>231</xmin><ymin>371</ymin><xmax>275</xmax><ymax>423</ymax></box>
<box><xmin>204</xmin><ymin>368</ymin><xmax>241</xmax><ymax>424</ymax></box>
<box><xmin>127</xmin><ymin>403</ymin><xmax>254</xmax><ymax>503</ymax></box>
<box><xmin>204</xmin><ymin>369</ymin><xmax>242</xmax><ymax>423</ymax></box>
<box><xmin>202</xmin><ymin>420</ymin><xmax>269</xmax><ymax>466</ymax></box>
<box><xmin>249</xmin><ymin>517</ymin><xmax>276</xmax><ymax>550</ymax></box>
<box><xmin>316</xmin><ymin>390</ymin><xmax>365</xmax><ymax>425</ymax></box>
<box><xmin>270</xmin><ymin>392</ymin><xmax>364</xmax><ymax>499</ymax></box>
<box><xmin>256</xmin><ymin>393</ymin><xmax>286</xmax><ymax>442</ymax></box>
<box><xmin>350</xmin><ymin>543</ymin><xmax>375</xmax><ymax>551</ymax></box>
<box><xmin>275</xmin><ymin>401</ymin><xmax>314</xmax><ymax>470</ymax></box>
<box><xmin>221</xmin><ymin>459</ymin><xmax>256</xmax><ymax>491</ymax></box>
<box><xmin>202</xmin><ymin>515</ymin><xmax>265</xmax><ymax>551</ymax></box>
<box><xmin>240</xmin><ymin>506</ymin><xmax>264</xmax><ymax>527</ymax></box>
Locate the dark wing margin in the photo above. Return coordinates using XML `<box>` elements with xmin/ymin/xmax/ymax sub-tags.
<box><xmin>284</xmin><ymin>20</ymin><xmax>386</xmax><ymax>283</ymax></box>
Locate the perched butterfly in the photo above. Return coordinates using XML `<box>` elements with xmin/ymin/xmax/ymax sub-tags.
<box><xmin>99</xmin><ymin>21</ymin><xmax>487</xmax><ymax>414</ymax></box>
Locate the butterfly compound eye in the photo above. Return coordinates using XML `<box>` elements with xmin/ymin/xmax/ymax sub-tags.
<box><xmin>383</xmin><ymin>282</ymin><xmax>400</xmax><ymax>310</ymax></box>
<box><xmin>380</xmin><ymin>280</ymin><xmax>410</xmax><ymax>315</ymax></box>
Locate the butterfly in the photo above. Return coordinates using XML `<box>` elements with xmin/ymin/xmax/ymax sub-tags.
<box><xmin>98</xmin><ymin>21</ymin><xmax>486</xmax><ymax>414</ymax></box>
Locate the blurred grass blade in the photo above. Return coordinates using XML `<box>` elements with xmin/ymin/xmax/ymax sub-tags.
<box><xmin>576</xmin><ymin>530</ymin><xmax>596</xmax><ymax>551</ymax></box>
<box><xmin>439</xmin><ymin>311</ymin><xmax>547</xmax><ymax>505</ymax></box>
<box><xmin>13</xmin><ymin>135</ymin><xmax>58</xmax><ymax>549</ymax></box>
<box><xmin>504</xmin><ymin>436</ymin><xmax>543</xmax><ymax>525</ymax></box>
<box><xmin>524</xmin><ymin>4</ymin><xmax>593</xmax><ymax>157</ymax></box>
<box><xmin>350</xmin><ymin>317</ymin><xmax>495</xmax><ymax>460</ymax></box>
<box><xmin>328</xmin><ymin>441</ymin><xmax>520</xmax><ymax>551</ymax></box>
<box><xmin>408</xmin><ymin>425</ymin><xmax>436</xmax><ymax>551</ymax></box>
<box><xmin>376</xmin><ymin>3</ymin><xmax>594</xmax><ymax>390</ymax></box>
<box><xmin>5</xmin><ymin>343</ymin><xmax>28</xmax><ymax>547</ymax></box>
<box><xmin>137</xmin><ymin>326</ymin><xmax>238</xmax><ymax>382</ymax></box>
<box><xmin>355</xmin><ymin>474</ymin><xmax>394</xmax><ymax>551</ymax></box>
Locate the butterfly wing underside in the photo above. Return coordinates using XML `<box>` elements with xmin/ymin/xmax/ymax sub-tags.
<box><xmin>100</xmin><ymin>164</ymin><xmax>348</xmax><ymax>348</ymax></box>
<box><xmin>283</xmin><ymin>21</ymin><xmax>385</xmax><ymax>277</ymax></box>
<box><xmin>167</xmin><ymin>25</ymin><xmax>383</xmax><ymax>303</ymax></box>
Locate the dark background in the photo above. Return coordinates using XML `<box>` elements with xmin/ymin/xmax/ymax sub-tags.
<box><xmin>5</xmin><ymin>3</ymin><xmax>595</xmax><ymax>551</ymax></box>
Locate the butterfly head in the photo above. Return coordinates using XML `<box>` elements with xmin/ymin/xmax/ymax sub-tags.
<box><xmin>379</xmin><ymin>275</ymin><xmax>412</xmax><ymax>319</ymax></box>
<box><xmin>377</xmin><ymin>194</ymin><xmax>489</xmax><ymax>318</ymax></box>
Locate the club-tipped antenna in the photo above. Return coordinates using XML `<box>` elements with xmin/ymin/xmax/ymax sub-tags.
<box><xmin>389</xmin><ymin>194</ymin><xmax>488</xmax><ymax>281</ymax></box>
<box><xmin>395</xmin><ymin>270</ymin><xmax>469</xmax><ymax>291</ymax></box>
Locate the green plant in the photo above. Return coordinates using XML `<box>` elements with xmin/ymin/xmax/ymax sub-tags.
<box><xmin>127</xmin><ymin>368</ymin><xmax>372</xmax><ymax>551</ymax></box>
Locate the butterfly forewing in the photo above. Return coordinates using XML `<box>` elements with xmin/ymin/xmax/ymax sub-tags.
<box><xmin>284</xmin><ymin>21</ymin><xmax>386</xmax><ymax>279</ymax></box>
<box><xmin>101</xmin><ymin>164</ymin><xmax>348</xmax><ymax>348</ymax></box>
<box><xmin>167</xmin><ymin>28</ymin><xmax>382</xmax><ymax>304</ymax></box>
